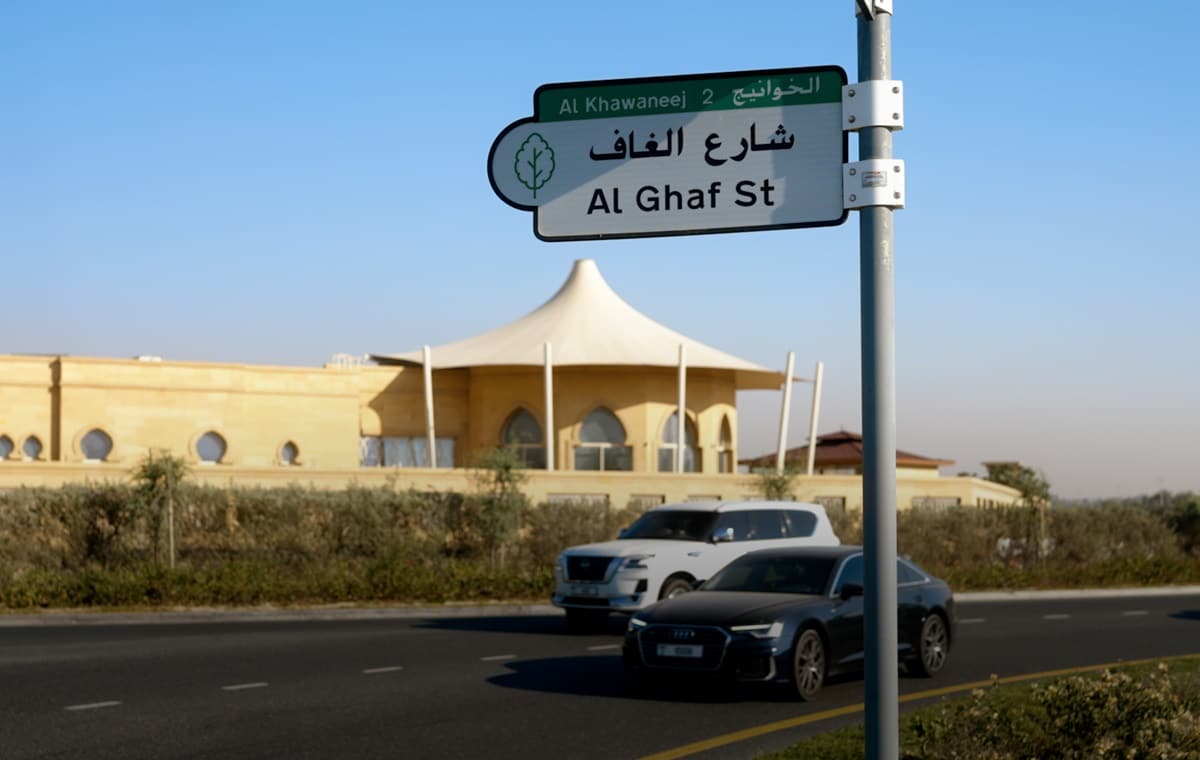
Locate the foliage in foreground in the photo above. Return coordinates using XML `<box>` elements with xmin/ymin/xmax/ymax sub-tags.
<box><xmin>763</xmin><ymin>659</ymin><xmax>1200</xmax><ymax>760</ymax></box>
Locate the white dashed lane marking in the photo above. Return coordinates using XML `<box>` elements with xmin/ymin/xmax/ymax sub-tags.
<box><xmin>959</xmin><ymin>618</ymin><xmax>986</xmax><ymax>624</ymax></box>
<box><xmin>65</xmin><ymin>701</ymin><xmax>121</xmax><ymax>712</ymax></box>
<box><xmin>362</xmin><ymin>666</ymin><xmax>405</xmax><ymax>675</ymax></box>
<box><xmin>587</xmin><ymin>644</ymin><xmax>622</xmax><ymax>651</ymax></box>
<box><xmin>480</xmin><ymin>654</ymin><xmax>517</xmax><ymax>662</ymax></box>
<box><xmin>221</xmin><ymin>682</ymin><xmax>269</xmax><ymax>691</ymax></box>
<box><xmin>1122</xmin><ymin>610</ymin><xmax>1150</xmax><ymax>616</ymax></box>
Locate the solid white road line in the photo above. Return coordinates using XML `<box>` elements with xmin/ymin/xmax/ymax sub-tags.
<box><xmin>959</xmin><ymin>618</ymin><xmax>986</xmax><ymax>624</ymax></box>
<box><xmin>65</xmin><ymin>701</ymin><xmax>121</xmax><ymax>712</ymax></box>
<box><xmin>1043</xmin><ymin>614</ymin><xmax>1070</xmax><ymax>620</ymax></box>
<box><xmin>1122</xmin><ymin>610</ymin><xmax>1150</xmax><ymax>616</ymax></box>
<box><xmin>362</xmin><ymin>666</ymin><xmax>405</xmax><ymax>675</ymax></box>
<box><xmin>221</xmin><ymin>682</ymin><xmax>269</xmax><ymax>691</ymax></box>
<box><xmin>587</xmin><ymin>644</ymin><xmax>622</xmax><ymax>651</ymax></box>
<box><xmin>480</xmin><ymin>654</ymin><xmax>516</xmax><ymax>662</ymax></box>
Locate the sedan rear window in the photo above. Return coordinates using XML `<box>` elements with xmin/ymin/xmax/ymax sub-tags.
<box><xmin>621</xmin><ymin>510</ymin><xmax>718</xmax><ymax>541</ymax></box>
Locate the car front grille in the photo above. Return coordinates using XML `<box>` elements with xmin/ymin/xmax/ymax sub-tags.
<box><xmin>566</xmin><ymin>556</ymin><xmax>613</xmax><ymax>582</ymax></box>
<box><xmin>638</xmin><ymin>625</ymin><xmax>729</xmax><ymax>670</ymax></box>
<box><xmin>562</xmin><ymin>596</ymin><xmax>609</xmax><ymax>607</ymax></box>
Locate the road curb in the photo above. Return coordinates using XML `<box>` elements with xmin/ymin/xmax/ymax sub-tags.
<box><xmin>0</xmin><ymin>602</ymin><xmax>560</xmax><ymax>627</ymax></box>
<box><xmin>4</xmin><ymin>585</ymin><xmax>1200</xmax><ymax>627</ymax></box>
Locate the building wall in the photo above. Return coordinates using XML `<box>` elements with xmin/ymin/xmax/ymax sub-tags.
<box><xmin>0</xmin><ymin>354</ymin><xmax>1021</xmax><ymax>510</ymax></box>
<box><xmin>1</xmin><ymin>355</ymin><xmax>363</xmax><ymax>468</ymax></box>
<box><xmin>0</xmin><ymin>460</ymin><xmax>1020</xmax><ymax>512</ymax></box>
<box><xmin>0</xmin><ymin>356</ymin><xmax>55</xmax><ymax>461</ymax></box>
<box><xmin>0</xmin><ymin>355</ymin><xmax>739</xmax><ymax>474</ymax></box>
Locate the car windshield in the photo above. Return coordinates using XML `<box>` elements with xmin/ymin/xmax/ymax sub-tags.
<box><xmin>621</xmin><ymin>510</ymin><xmax>719</xmax><ymax>541</ymax></box>
<box><xmin>703</xmin><ymin>555</ymin><xmax>838</xmax><ymax>595</ymax></box>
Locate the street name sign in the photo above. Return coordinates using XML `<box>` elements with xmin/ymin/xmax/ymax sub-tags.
<box><xmin>488</xmin><ymin>66</ymin><xmax>848</xmax><ymax>241</ymax></box>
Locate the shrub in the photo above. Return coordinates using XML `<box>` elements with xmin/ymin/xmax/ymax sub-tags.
<box><xmin>769</xmin><ymin>660</ymin><xmax>1200</xmax><ymax>760</ymax></box>
<box><xmin>748</xmin><ymin>468</ymin><xmax>799</xmax><ymax>501</ymax></box>
<box><xmin>520</xmin><ymin>500</ymin><xmax>632</xmax><ymax>567</ymax></box>
<box><xmin>4</xmin><ymin>484</ymin><xmax>1200</xmax><ymax>609</ymax></box>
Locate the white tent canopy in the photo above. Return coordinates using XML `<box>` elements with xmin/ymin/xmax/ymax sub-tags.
<box><xmin>372</xmin><ymin>258</ymin><xmax>784</xmax><ymax>390</ymax></box>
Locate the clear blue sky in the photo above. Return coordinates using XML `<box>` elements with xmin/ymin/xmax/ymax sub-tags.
<box><xmin>3</xmin><ymin>2</ymin><xmax>1196</xmax><ymax>499</ymax></box>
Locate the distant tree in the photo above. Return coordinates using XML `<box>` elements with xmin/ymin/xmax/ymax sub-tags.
<box><xmin>750</xmin><ymin>467</ymin><xmax>800</xmax><ymax>501</ymax></box>
<box><xmin>1166</xmin><ymin>496</ymin><xmax>1200</xmax><ymax>556</ymax></box>
<box><xmin>132</xmin><ymin>449</ymin><xmax>190</xmax><ymax>568</ymax></box>
<box><xmin>985</xmin><ymin>462</ymin><xmax>1052</xmax><ymax>571</ymax></box>
<box><xmin>984</xmin><ymin>462</ymin><xmax>1051</xmax><ymax>507</ymax></box>
<box><xmin>469</xmin><ymin>447</ymin><xmax>530</xmax><ymax>566</ymax></box>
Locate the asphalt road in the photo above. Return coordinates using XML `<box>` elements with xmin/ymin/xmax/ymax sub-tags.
<box><xmin>2</xmin><ymin>593</ymin><xmax>1198</xmax><ymax>760</ymax></box>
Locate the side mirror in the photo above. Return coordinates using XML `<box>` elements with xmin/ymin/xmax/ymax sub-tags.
<box><xmin>618</xmin><ymin>527</ymin><xmax>630</xmax><ymax>539</ymax></box>
<box><xmin>710</xmin><ymin>527</ymin><xmax>735</xmax><ymax>543</ymax></box>
<box><xmin>691</xmin><ymin>578</ymin><xmax>705</xmax><ymax>590</ymax></box>
<box><xmin>839</xmin><ymin>583</ymin><xmax>864</xmax><ymax>601</ymax></box>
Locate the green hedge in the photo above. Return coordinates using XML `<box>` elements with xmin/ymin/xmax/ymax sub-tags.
<box><xmin>763</xmin><ymin>658</ymin><xmax>1200</xmax><ymax>759</ymax></box>
<box><xmin>2</xmin><ymin>484</ymin><xmax>1199</xmax><ymax>609</ymax></box>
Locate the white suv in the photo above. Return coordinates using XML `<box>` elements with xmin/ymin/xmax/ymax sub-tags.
<box><xmin>552</xmin><ymin>500</ymin><xmax>840</xmax><ymax>630</ymax></box>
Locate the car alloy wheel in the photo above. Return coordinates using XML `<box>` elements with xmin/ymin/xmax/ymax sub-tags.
<box><xmin>659</xmin><ymin>577</ymin><xmax>694</xmax><ymax>600</ymax></box>
<box><xmin>792</xmin><ymin>628</ymin><xmax>825</xmax><ymax>701</ymax></box>
<box><xmin>915</xmin><ymin>614</ymin><xmax>948</xmax><ymax>676</ymax></box>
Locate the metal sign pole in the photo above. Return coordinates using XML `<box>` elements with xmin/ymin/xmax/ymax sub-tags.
<box><xmin>857</xmin><ymin>1</ymin><xmax>899</xmax><ymax>758</ymax></box>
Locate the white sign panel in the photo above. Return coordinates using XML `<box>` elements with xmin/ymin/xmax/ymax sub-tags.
<box><xmin>489</xmin><ymin>66</ymin><xmax>847</xmax><ymax>241</ymax></box>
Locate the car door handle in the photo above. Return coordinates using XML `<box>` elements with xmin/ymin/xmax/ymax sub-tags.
<box><xmin>687</xmin><ymin>551</ymin><xmax>702</xmax><ymax>557</ymax></box>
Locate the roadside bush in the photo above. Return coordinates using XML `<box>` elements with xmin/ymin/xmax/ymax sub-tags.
<box><xmin>904</xmin><ymin>664</ymin><xmax>1200</xmax><ymax>759</ymax></box>
<box><xmin>5</xmin><ymin>483</ymin><xmax>1200</xmax><ymax>609</ymax></box>
<box><xmin>828</xmin><ymin>506</ymin><xmax>862</xmax><ymax>544</ymax></box>
<box><xmin>768</xmin><ymin>659</ymin><xmax>1200</xmax><ymax>760</ymax></box>
<box><xmin>898</xmin><ymin>505</ymin><xmax>1041</xmax><ymax>573</ymax></box>
<box><xmin>520</xmin><ymin>500</ymin><xmax>632</xmax><ymax>567</ymax></box>
<box><xmin>1169</xmin><ymin>499</ymin><xmax>1200</xmax><ymax>556</ymax></box>
<box><xmin>1049</xmin><ymin>506</ymin><xmax>1179</xmax><ymax>564</ymax></box>
<box><xmin>0</xmin><ymin>484</ymin><xmax>148</xmax><ymax>570</ymax></box>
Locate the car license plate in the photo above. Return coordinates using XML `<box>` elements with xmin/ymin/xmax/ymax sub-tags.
<box><xmin>570</xmin><ymin>584</ymin><xmax>599</xmax><ymax>596</ymax></box>
<box><xmin>656</xmin><ymin>643</ymin><xmax>703</xmax><ymax>658</ymax></box>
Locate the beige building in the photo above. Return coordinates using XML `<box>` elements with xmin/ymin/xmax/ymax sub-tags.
<box><xmin>0</xmin><ymin>259</ymin><xmax>1018</xmax><ymax>510</ymax></box>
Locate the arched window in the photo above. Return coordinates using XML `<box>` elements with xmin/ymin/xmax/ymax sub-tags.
<box><xmin>196</xmin><ymin>431</ymin><xmax>226</xmax><ymax>464</ymax></box>
<box><xmin>80</xmin><ymin>429</ymin><xmax>114</xmax><ymax>461</ymax></box>
<box><xmin>280</xmin><ymin>441</ymin><xmax>299</xmax><ymax>465</ymax></box>
<box><xmin>657</xmin><ymin>411</ymin><xmax>699</xmax><ymax>472</ymax></box>
<box><xmin>501</xmin><ymin>408</ymin><xmax>545</xmax><ymax>469</ymax></box>
<box><xmin>574</xmin><ymin>408</ymin><xmax>632</xmax><ymax>471</ymax></box>
<box><xmin>0</xmin><ymin>435</ymin><xmax>12</xmax><ymax>460</ymax></box>
<box><xmin>717</xmin><ymin>415</ymin><xmax>734</xmax><ymax>473</ymax></box>
<box><xmin>22</xmin><ymin>436</ymin><xmax>43</xmax><ymax>460</ymax></box>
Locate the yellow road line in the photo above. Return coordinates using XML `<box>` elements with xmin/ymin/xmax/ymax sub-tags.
<box><xmin>638</xmin><ymin>653</ymin><xmax>1200</xmax><ymax>760</ymax></box>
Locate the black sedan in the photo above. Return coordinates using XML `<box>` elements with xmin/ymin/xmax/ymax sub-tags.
<box><xmin>622</xmin><ymin>545</ymin><xmax>955</xmax><ymax>700</ymax></box>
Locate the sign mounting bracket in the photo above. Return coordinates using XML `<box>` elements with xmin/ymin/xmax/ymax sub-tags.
<box><xmin>842</xmin><ymin>80</ymin><xmax>904</xmax><ymax>131</ymax></box>
<box><xmin>844</xmin><ymin>159</ymin><xmax>905</xmax><ymax>209</ymax></box>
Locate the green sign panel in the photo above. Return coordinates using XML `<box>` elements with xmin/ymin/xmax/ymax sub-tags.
<box><xmin>537</xmin><ymin>69</ymin><xmax>843</xmax><ymax>122</ymax></box>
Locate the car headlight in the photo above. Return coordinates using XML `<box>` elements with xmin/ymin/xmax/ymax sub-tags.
<box><xmin>729</xmin><ymin>622</ymin><xmax>784</xmax><ymax>639</ymax></box>
<box><xmin>627</xmin><ymin>616</ymin><xmax>649</xmax><ymax>633</ymax></box>
<box><xmin>622</xmin><ymin>554</ymin><xmax>654</xmax><ymax>569</ymax></box>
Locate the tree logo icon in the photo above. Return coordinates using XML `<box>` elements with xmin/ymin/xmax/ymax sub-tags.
<box><xmin>514</xmin><ymin>133</ymin><xmax>555</xmax><ymax>200</ymax></box>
